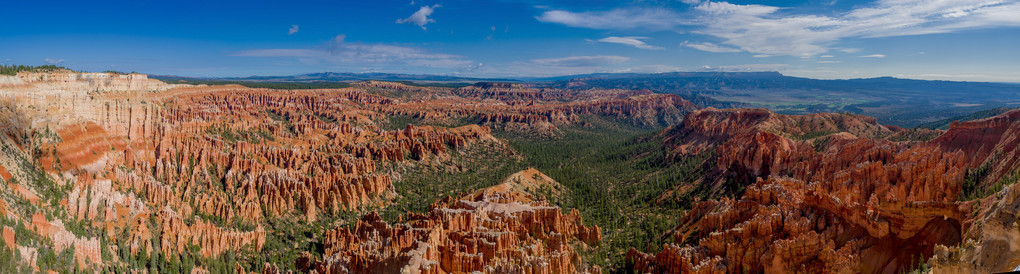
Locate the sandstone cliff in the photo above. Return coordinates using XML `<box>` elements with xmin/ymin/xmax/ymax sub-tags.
<box><xmin>930</xmin><ymin>183</ymin><xmax>1020</xmax><ymax>273</ymax></box>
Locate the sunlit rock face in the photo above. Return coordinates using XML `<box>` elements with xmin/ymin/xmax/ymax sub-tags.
<box><xmin>930</xmin><ymin>183</ymin><xmax>1020</xmax><ymax>273</ymax></box>
<box><xmin>632</xmin><ymin>108</ymin><xmax>1020</xmax><ymax>273</ymax></box>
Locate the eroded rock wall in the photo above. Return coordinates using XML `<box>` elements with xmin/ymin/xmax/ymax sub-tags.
<box><xmin>632</xmin><ymin>108</ymin><xmax>1020</xmax><ymax>273</ymax></box>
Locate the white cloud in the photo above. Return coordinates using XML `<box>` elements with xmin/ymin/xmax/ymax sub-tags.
<box><xmin>596</xmin><ymin>37</ymin><xmax>663</xmax><ymax>50</ymax></box>
<box><xmin>536</xmin><ymin>8</ymin><xmax>686</xmax><ymax>30</ymax></box>
<box><xmin>842</xmin><ymin>0</ymin><xmax>1020</xmax><ymax>37</ymax></box>
<box><xmin>397</xmin><ymin>5</ymin><xmax>441</xmax><ymax>30</ymax></box>
<box><xmin>696</xmin><ymin>1</ymin><xmax>780</xmax><ymax>16</ymax></box>
<box><xmin>817</xmin><ymin>60</ymin><xmax>843</xmax><ymax>63</ymax></box>
<box><xmin>820</xmin><ymin>55</ymin><xmax>834</xmax><ymax>58</ymax></box>
<box><xmin>859</xmin><ymin>54</ymin><xmax>886</xmax><ymax>58</ymax></box>
<box><xmin>529</xmin><ymin>55</ymin><xmax>629</xmax><ymax>67</ymax></box>
<box><xmin>540</xmin><ymin>0</ymin><xmax>1020</xmax><ymax>57</ymax></box>
<box><xmin>690</xmin><ymin>0</ymin><xmax>1020</xmax><ymax>56</ymax></box>
<box><xmin>682</xmin><ymin>41</ymin><xmax>741</xmax><ymax>52</ymax></box>
<box><xmin>688</xmin><ymin>2</ymin><xmax>841</xmax><ymax>56</ymax></box>
<box><xmin>44</xmin><ymin>58</ymin><xmax>64</xmax><ymax>65</ymax></box>
<box><xmin>288</xmin><ymin>25</ymin><xmax>299</xmax><ymax>35</ymax></box>
<box><xmin>753</xmin><ymin>54</ymin><xmax>773</xmax><ymax>58</ymax></box>
<box><xmin>233</xmin><ymin>34</ymin><xmax>472</xmax><ymax>69</ymax></box>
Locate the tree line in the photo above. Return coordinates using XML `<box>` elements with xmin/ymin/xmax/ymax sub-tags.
<box><xmin>0</xmin><ymin>64</ymin><xmax>68</xmax><ymax>75</ymax></box>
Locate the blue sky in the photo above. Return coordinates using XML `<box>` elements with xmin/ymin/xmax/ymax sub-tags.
<box><xmin>3</xmin><ymin>0</ymin><xmax>1020</xmax><ymax>82</ymax></box>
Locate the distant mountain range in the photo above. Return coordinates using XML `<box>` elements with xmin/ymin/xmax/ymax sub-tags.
<box><xmin>153</xmin><ymin>72</ymin><xmax>516</xmax><ymax>83</ymax></box>
<box><xmin>538</xmin><ymin>71</ymin><xmax>1020</xmax><ymax>95</ymax></box>
<box><xmin>535</xmin><ymin>71</ymin><xmax>1020</xmax><ymax>127</ymax></box>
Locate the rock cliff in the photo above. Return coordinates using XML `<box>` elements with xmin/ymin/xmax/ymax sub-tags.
<box><xmin>930</xmin><ymin>183</ymin><xmax>1020</xmax><ymax>273</ymax></box>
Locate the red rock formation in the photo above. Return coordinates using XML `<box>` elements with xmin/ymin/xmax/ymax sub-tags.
<box><xmin>156</xmin><ymin>207</ymin><xmax>266</xmax><ymax>258</ymax></box>
<box><xmin>0</xmin><ymin>164</ymin><xmax>12</xmax><ymax>182</ymax></box>
<box><xmin>34</xmin><ymin>121</ymin><xmax>126</xmax><ymax>174</ymax></box>
<box><xmin>382</xmin><ymin>85</ymin><xmax>697</xmax><ymax>136</ymax></box>
<box><xmin>3</xmin><ymin>72</ymin><xmax>697</xmax><ymax>271</ymax></box>
<box><xmin>633</xmin><ymin>108</ymin><xmax>1020</xmax><ymax>273</ymax></box>
<box><xmin>315</xmin><ymin>169</ymin><xmax>602</xmax><ymax>273</ymax></box>
<box><xmin>6</xmin><ymin>78</ymin><xmax>506</xmax><ymax>268</ymax></box>
<box><xmin>2</xmin><ymin>226</ymin><xmax>14</xmax><ymax>250</ymax></box>
<box><xmin>630</xmin><ymin>177</ymin><xmax>965</xmax><ymax>273</ymax></box>
<box><xmin>23</xmin><ymin>211</ymin><xmax>105</xmax><ymax>269</ymax></box>
<box><xmin>931</xmin><ymin>110</ymin><xmax>1020</xmax><ymax>185</ymax></box>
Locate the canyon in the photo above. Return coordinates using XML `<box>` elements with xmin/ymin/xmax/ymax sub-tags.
<box><xmin>630</xmin><ymin>107</ymin><xmax>1020</xmax><ymax>273</ymax></box>
<box><xmin>0</xmin><ymin>71</ymin><xmax>688</xmax><ymax>272</ymax></box>
<box><xmin>0</xmin><ymin>70</ymin><xmax>1018</xmax><ymax>273</ymax></box>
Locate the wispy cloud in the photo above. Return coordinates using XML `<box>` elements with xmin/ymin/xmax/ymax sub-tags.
<box><xmin>688</xmin><ymin>2</ymin><xmax>841</xmax><ymax>56</ymax></box>
<box><xmin>44</xmin><ymin>58</ymin><xmax>64</xmax><ymax>65</ymax></box>
<box><xmin>233</xmin><ymin>34</ymin><xmax>472</xmax><ymax>69</ymax></box>
<box><xmin>536</xmin><ymin>8</ymin><xmax>686</xmax><ymax>30</ymax></box>
<box><xmin>859</xmin><ymin>54</ymin><xmax>886</xmax><ymax>58</ymax></box>
<box><xmin>817</xmin><ymin>60</ymin><xmax>843</xmax><ymax>63</ymax></box>
<box><xmin>682</xmin><ymin>41</ymin><xmax>741</xmax><ymax>53</ymax></box>
<box><xmin>596</xmin><ymin>37</ymin><xmax>663</xmax><ymax>50</ymax></box>
<box><xmin>694</xmin><ymin>0</ymin><xmax>1020</xmax><ymax>56</ymax></box>
<box><xmin>397</xmin><ymin>5</ymin><xmax>441</xmax><ymax>30</ymax></box>
<box><xmin>529</xmin><ymin>55</ymin><xmax>629</xmax><ymax>67</ymax></box>
<box><xmin>539</xmin><ymin>0</ymin><xmax>1020</xmax><ymax>56</ymax></box>
<box><xmin>288</xmin><ymin>25</ymin><xmax>299</xmax><ymax>35</ymax></box>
